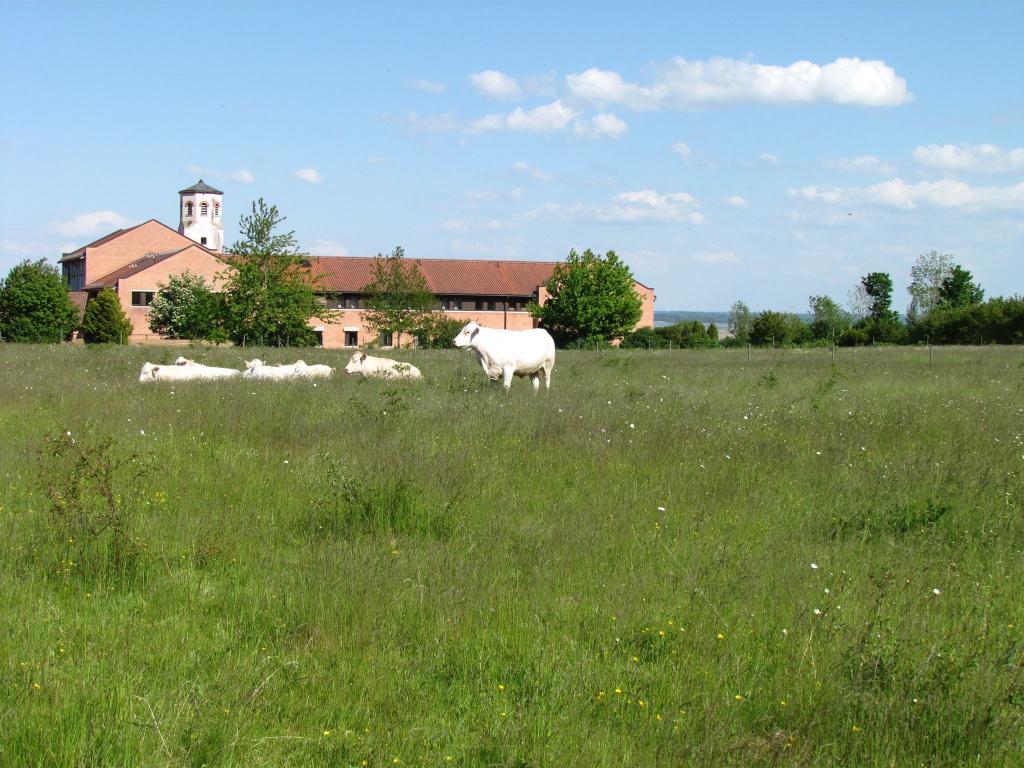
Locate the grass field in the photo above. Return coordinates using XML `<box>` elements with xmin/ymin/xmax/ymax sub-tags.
<box><xmin>1</xmin><ymin>344</ymin><xmax>1022</xmax><ymax>767</ymax></box>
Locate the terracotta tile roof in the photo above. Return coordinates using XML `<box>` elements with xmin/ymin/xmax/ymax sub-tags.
<box><xmin>86</xmin><ymin>248</ymin><xmax>190</xmax><ymax>289</ymax></box>
<box><xmin>308</xmin><ymin>256</ymin><xmax>559</xmax><ymax>297</ymax></box>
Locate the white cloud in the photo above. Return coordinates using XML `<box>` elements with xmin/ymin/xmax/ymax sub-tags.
<box><xmin>403</xmin><ymin>111</ymin><xmax>459</xmax><ymax>132</ymax></box>
<box><xmin>671</xmin><ymin>142</ymin><xmax>693</xmax><ymax>159</ymax></box>
<box><xmin>827</xmin><ymin>155</ymin><xmax>895</xmax><ymax>175</ymax></box>
<box><xmin>574</xmin><ymin>112</ymin><xmax>628</xmax><ymax>139</ymax></box>
<box><xmin>913</xmin><ymin>143</ymin><xmax>1024</xmax><ymax>173</ymax></box>
<box><xmin>469</xmin><ymin>69</ymin><xmax>522</xmax><ymax>100</ymax></box>
<box><xmin>692</xmin><ymin>250</ymin><xmax>741</xmax><ymax>264</ymax></box>
<box><xmin>53</xmin><ymin>211</ymin><xmax>128</xmax><ymax>237</ymax></box>
<box><xmin>293</xmin><ymin>168</ymin><xmax>323</xmax><ymax>184</ymax></box>
<box><xmin>760</xmin><ymin>153</ymin><xmax>779</xmax><ymax>165</ymax></box>
<box><xmin>790</xmin><ymin>177</ymin><xmax>1024</xmax><ymax>211</ymax></box>
<box><xmin>187</xmin><ymin>164</ymin><xmax>254</xmax><ymax>184</ymax></box>
<box><xmin>469</xmin><ymin>100</ymin><xmax>577</xmax><ymax>133</ymax></box>
<box><xmin>307</xmin><ymin>239</ymin><xmax>348</xmax><ymax>256</ymax></box>
<box><xmin>508</xmin><ymin>187</ymin><xmax>526</xmax><ymax>200</ymax></box>
<box><xmin>404</xmin><ymin>77</ymin><xmax>447</xmax><ymax>94</ymax></box>
<box><xmin>531</xmin><ymin>190</ymin><xmax>706</xmax><ymax>225</ymax></box>
<box><xmin>512</xmin><ymin>160</ymin><xmax>552</xmax><ymax>181</ymax></box>
<box><xmin>565</xmin><ymin>56</ymin><xmax>911</xmax><ymax>110</ymax></box>
<box><xmin>724</xmin><ymin>195</ymin><xmax>748</xmax><ymax>208</ymax></box>
<box><xmin>441</xmin><ymin>218</ymin><xmax>514</xmax><ymax>232</ymax></box>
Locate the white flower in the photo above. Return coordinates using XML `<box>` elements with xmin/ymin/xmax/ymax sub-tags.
<box><xmin>810</xmin><ymin>563</ymin><xmax>819</xmax><ymax>569</ymax></box>
<box><xmin>813</xmin><ymin>608</ymin><xmax>822</xmax><ymax>616</ymax></box>
<box><xmin>140</xmin><ymin>429</ymin><xmax>145</xmax><ymax>436</ymax></box>
<box><xmin>932</xmin><ymin>588</ymin><xmax>941</xmax><ymax>595</ymax></box>
<box><xmin>629</xmin><ymin>423</ymin><xmax>635</xmax><ymax>429</ymax></box>
<box><xmin>657</xmin><ymin>506</ymin><xmax>666</xmax><ymax>512</ymax></box>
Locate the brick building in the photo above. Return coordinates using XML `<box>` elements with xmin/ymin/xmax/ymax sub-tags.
<box><xmin>61</xmin><ymin>181</ymin><xmax>655</xmax><ymax>347</ymax></box>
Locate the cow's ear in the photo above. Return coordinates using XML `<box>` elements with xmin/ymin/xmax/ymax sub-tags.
<box><xmin>470</xmin><ymin>327</ymin><xmax>479</xmax><ymax>340</ymax></box>
<box><xmin>360</xmin><ymin>352</ymin><xmax>367</xmax><ymax>361</ymax></box>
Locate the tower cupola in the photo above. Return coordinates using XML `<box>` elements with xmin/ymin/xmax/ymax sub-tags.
<box><xmin>178</xmin><ymin>179</ymin><xmax>224</xmax><ymax>252</ymax></box>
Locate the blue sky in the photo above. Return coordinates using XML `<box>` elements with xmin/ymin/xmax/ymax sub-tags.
<box><xmin>1</xmin><ymin>0</ymin><xmax>1021</xmax><ymax>311</ymax></box>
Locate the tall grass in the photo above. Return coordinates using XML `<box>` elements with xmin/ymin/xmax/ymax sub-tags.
<box><xmin>1</xmin><ymin>344</ymin><xmax>1021</xmax><ymax>766</ymax></box>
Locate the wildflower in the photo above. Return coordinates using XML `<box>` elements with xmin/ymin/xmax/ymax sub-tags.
<box><xmin>657</xmin><ymin>506</ymin><xmax>666</xmax><ymax>512</ymax></box>
<box><xmin>716</xmin><ymin>633</ymin><xmax>725</xmax><ymax>640</ymax></box>
<box><xmin>497</xmin><ymin>684</ymin><xmax>505</xmax><ymax>691</ymax></box>
<box><xmin>32</xmin><ymin>682</ymin><xmax>41</xmax><ymax>690</ymax></box>
<box><xmin>614</xmin><ymin>688</ymin><xmax>622</xmax><ymax>695</ymax></box>
<box><xmin>323</xmin><ymin>730</ymin><xmax>331</xmax><ymax>737</ymax></box>
<box><xmin>734</xmin><ymin>694</ymin><xmax>744</xmax><ymax>701</ymax></box>
<box><xmin>932</xmin><ymin>588</ymin><xmax>941</xmax><ymax>596</ymax></box>
<box><xmin>810</xmin><ymin>563</ymin><xmax>818</xmax><ymax>569</ymax></box>
<box><xmin>780</xmin><ymin>699</ymin><xmax>788</xmax><ymax>706</ymax></box>
<box><xmin>852</xmin><ymin>726</ymin><xmax>862</xmax><ymax>733</ymax></box>
<box><xmin>813</xmin><ymin>608</ymin><xmax>822</xmax><ymax>616</ymax></box>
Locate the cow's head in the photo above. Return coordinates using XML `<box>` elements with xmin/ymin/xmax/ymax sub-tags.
<box><xmin>453</xmin><ymin>322</ymin><xmax>481</xmax><ymax>349</ymax></box>
<box><xmin>139</xmin><ymin>362</ymin><xmax>158</xmax><ymax>382</ymax></box>
<box><xmin>244</xmin><ymin>359</ymin><xmax>263</xmax><ymax>370</ymax></box>
<box><xmin>344</xmin><ymin>351</ymin><xmax>369</xmax><ymax>374</ymax></box>
<box><xmin>174</xmin><ymin>356</ymin><xmax>195</xmax><ymax>366</ymax></box>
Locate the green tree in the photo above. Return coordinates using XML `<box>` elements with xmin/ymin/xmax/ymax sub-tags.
<box><xmin>529</xmin><ymin>249</ymin><xmax>642</xmax><ymax>345</ymax></box>
<box><xmin>907</xmin><ymin>250</ymin><xmax>954</xmax><ymax>322</ymax></box>
<box><xmin>413</xmin><ymin>314</ymin><xmax>464</xmax><ymax>349</ymax></box>
<box><xmin>728</xmin><ymin>300</ymin><xmax>752</xmax><ymax>344</ymax></box>
<box><xmin>80</xmin><ymin>289</ymin><xmax>132</xmax><ymax>344</ymax></box>
<box><xmin>862</xmin><ymin>272</ymin><xmax>897</xmax><ymax>322</ymax></box>
<box><xmin>706</xmin><ymin>322</ymin><xmax>719</xmax><ymax>342</ymax></box>
<box><xmin>0</xmin><ymin>259</ymin><xmax>78</xmax><ymax>342</ymax></box>
<box><xmin>938</xmin><ymin>265</ymin><xmax>984</xmax><ymax>308</ymax></box>
<box><xmin>749</xmin><ymin>310</ymin><xmax>808</xmax><ymax>346</ymax></box>
<box><xmin>362</xmin><ymin>247</ymin><xmax>438</xmax><ymax>347</ymax></box>
<box><xmin>147</xmin><ymin>272</ymin><xmax>222</xmax><ymax>341</ymax></box>
<box><xmin>809</xmin><ymin>295</ymin><xmax>851</xmax><ymax>341</ymax></box>
<box><xmin>220</xmin><ymin>199</ymin><xmax>322</xmax><ymax>346</ymax></box>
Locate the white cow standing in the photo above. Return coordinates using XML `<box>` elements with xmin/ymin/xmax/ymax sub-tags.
<box><xmin>344</xmin><ymin>351</ymin><xmax>422</xmax><ymax>380</ymax></box>
<box><xmin>453</xmin><ymin>321</ymin><xmax>555</xmax><ymax>392</ymax></box>
<box><xmin>139</xmin><ymin>361</ymin><xmax>239</xmax><ymax>382</ymax></box>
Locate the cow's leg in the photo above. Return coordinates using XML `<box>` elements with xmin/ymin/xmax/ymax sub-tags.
<box><xmin>543</xmin><ymin>362</ymin><xmax>552</xmax><ymax>390</ymax></box>
<box><xmin>502</xmin><ymin>366</ymin><xmax>515</xmax><ymax>391</ymax></box>
<box><xmin>531</xmin><ymin>373</ymin><xmax>541</xmax><ymax>393</ymax></box>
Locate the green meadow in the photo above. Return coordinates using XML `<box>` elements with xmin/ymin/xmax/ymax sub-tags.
<box><xmin>1</xmin><ymin>344</ymin><xmax>1022</xmax><ymax>767</ymax></box>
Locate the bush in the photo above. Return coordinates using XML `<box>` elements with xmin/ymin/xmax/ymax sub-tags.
<box><xmin>909</xmin><ymin>297</ymin><xmax>1024</xmax><ymax>344</ymax></box>
<box><xmin>414</xmin><ymin>314</ymin><xmax>465</xmax><ymax>349</ymax></box>
<box><xmin>0</xmin><ymin>259</ymin><xmax>78</xmax><ymax>342</ymax></box>
<box><xmin>147</xmin><ymin>272</ymin><xmax>223</xmax><ymax>341</ymax></box>
<box><xmin>749</xmin><ymin>311</ymin><xmax>809</xmax><ymax>346</ymax></box>
<box><xmin>620</xmin><ymin>327</ymin><xmax>668</xmax><ymax>349</ymax></box>
<box><xmin>80</xmin><ymin>289</ymin><xmax>132</xmax><ymax>344</ymax></box>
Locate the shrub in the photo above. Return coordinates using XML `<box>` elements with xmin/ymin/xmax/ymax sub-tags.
<box><xmin>414</xmin><ymin>314</ymin><xmax>465</xmax><ymax>349</ymax></box>
<box><xmin>0</xmin><ymin>259</ymin><xmax>78</xmax><ymax>342</ymax></box>
<box><xmin>147</xmin><ymin>272</ymin><xmax>223</xmax><ymax>341</ymax></box>
<box><xmin>80</xmin><ymin>289</ymin><xmax>132</xmax><ymax>344</ymax></box>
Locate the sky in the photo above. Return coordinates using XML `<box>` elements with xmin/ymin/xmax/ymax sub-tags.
<box><xmin>1</xmin><ymin>0</ymin><xmax>1022</xmax><ymax>312</ymax></box>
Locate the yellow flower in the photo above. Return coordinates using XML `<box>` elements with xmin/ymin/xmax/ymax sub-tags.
<box><xmin>497</xmin><ymin>684</ymin><xmax>505</xmax><ymax>691</ymax></box>
<box><xmin>716</xmin><ymin>633</ymin><xmax>725</xmax><ymax>640</ymax></box>
<box><xmin>614</xmin><ymin>688</ymin><xmax>622</xmax><ymax>695</ymax></box>
<box><xmin>32</xmin><ymin>683</ymin><xmax>41</xmax><ymax>690</ymax></box>
<box><xmin>734</xmin><ymin>694</ymin><xmax>744</xmax><ymax>702</ymax></box>
<box><xmin>323</xmin><ymin>730</ymin><xmax>331</xmax><ymax>737</ymax></box>
<box><xmin>852</xmin><ymin>726</ymin><xmax>862</xmax><ymax>733</ymax></box>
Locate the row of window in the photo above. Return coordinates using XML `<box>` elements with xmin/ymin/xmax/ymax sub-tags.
<box><xmin>320</xmin><ymin>294</ymin><xmax>528</xmax><ymax>312</ymax></box>
<box><xmin>183</xmin><ymin>201</ymin><xmax>220</xmax><ymax>218</ymax></box>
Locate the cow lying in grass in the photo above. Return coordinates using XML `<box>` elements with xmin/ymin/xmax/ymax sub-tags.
<box><xmin>453</xmin><ymin>321</ymin><xmax>555</xmax><ymax>392</ymax></box>
<box><xmin>243</xmin><ymin>359</ymin><xmax>333</xmax><ymax>380</ymax></box>
<box><xmin>344</xmin><ymin>351</ymin><xmax>422</xmax><ymax>380</ymax></box>
<box><xmin>139</xmin><ymin>361</ymin><xmax>239</xmax><ymax>382</ymax></box>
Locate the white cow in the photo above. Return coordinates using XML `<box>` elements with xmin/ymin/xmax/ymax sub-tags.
<box><xmin>242</xmin><ymin>359</ymin><xmax>333</xmax><ymax>380</ymax></box>
<box><xmin>139</xmin><ymin>361</ymin><xmax>239</xmax><ymax>383</ymax></box>
<box><xmin>344</xmin><ymin>351</ymin><xmax>422</xmax><ymax>380</ymax></box>
<box><xmin>170</xmin><ymin>357</ymin><xmax>241</xmax><ymax>378</ymax></box>
<box><xmin>453</xmin><ymin>321</ymin><xmax>555</xmax><ymax>392</ymax></box>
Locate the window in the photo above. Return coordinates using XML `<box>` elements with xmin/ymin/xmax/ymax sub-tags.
<box><xmin>185</xmin><ymin>201</ymin><xmax>193</xmax><ymax>217</ymax></box>
<box><xmin>314</xmin><ymin>330</ymin><xmax>323</xmax><ymax>347</ymax></box>
<box><xmin>343</xmin><ymin>295</ymin><xmax>359</xmax><ymax>309</ymax></box>
<box><xmin>132</xmin><ymin>291</ymin><xmax>156</xmax><ymax>307</ymax></box>
<box><xmin>344</xmin><ymin>330</ymin><xmax>359</xmax><ymax>347</ymax></box>
<box><xmin>200</xmin><ymin>202</ymin><xmax>208</xmax><ymax>216</ymax></box>
<box><xmin>462</xmin><ymin>299</ymin><xmax>476</xmax><ymax>311</ymax></box>
<box><xmin>62</xmin><ymin>259</ymin><xmax>85</xmax><ymax>291</ymax></box>
<box><xmin>200</xmin><ymin>237</ymin><xmax>208</xmax><ymax>246</ymax></box>
<box><xmin>379</xmin><ymin>330</ymin><xmax>393</xmax><ymax>347</ymax></box>
<box><xmin>214</xmin><ymin>202</ymin><xmax>220</xmax><ymax>217</ymax></box>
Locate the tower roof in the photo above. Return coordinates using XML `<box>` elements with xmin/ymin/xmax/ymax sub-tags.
<box><xmin>178</xmin><ymin>179</ymin><xmax>223</xmax><ymax>195</ymax></box>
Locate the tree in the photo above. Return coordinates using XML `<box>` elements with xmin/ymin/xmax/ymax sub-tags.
<box><xmin>147</xmin><ymin>272</ymin><xmax>222</xmax><ymax>341</ymax></box>
<box><xmin>706</xmin><ymin>322</ymin><xmax>719</xmax><ymax>342</ymax></box>
<box><xmin>749</xmin><ymin>310</ymin><xmax>807</xmax><ymax>346</ymax></box>
<box><xmin>529</xmin><ymin>249</ymin><xmax>642</xmax><ymax>344</ymax></box>
<box><xmin>361</xmin><ymin>246</ymin><xmax>438</xmax><ymax>347</ymax></box>
<box><xmin>413</xmin><ymin>314</ymin><xmax>464</xmax><ymax>349</ymax></box>
<box><xmin>220</xmin><ymin>199</ymin><xmax>322</xmax><ymax>346</ymax></box>
<box><xmin>906</xmin><ymin>251</ymin><xmax>954</xmax><ymax>322</ymax></box>
<box><xmin>862</xmin><ymin>272</ymin><xmax>897</xmax><ymax>322</ymax></box>
<box><xmin>938</xmin><ymin>265</ymin><xmax>984</xmax><ymax>308</ymax></box>
<box><xmin>728</xmin><ymin>300</ymin><xmax>752</xmax><ymax>344</ymax></box>
<box><xmin>809</xmin><ymin>295</ymin><xmax>851</xmax><ymax>342</ymax></box>
<box><xmin>80</xmin><ymin>289</ymin><xmax>132</xmax><ymax>344</ymax></box>
<box><xmin>0</xmin><ymin>259</ymin><xmax>78</xmax><ymax>342</ymax></box>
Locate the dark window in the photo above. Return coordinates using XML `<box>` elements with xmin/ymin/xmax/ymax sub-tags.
<box><xmin>185</xmin><ymin>201</ymin><xmax>193</xmax><ymax>217</ymax></box>
<box><xmin>62</xmin><ymin>259</ymin><xmax>85</xmax><ymax>291</ymax></box>
<box><xmin>344</xmin><ymin>331</ymin><xmax>358</xmax><ymax>347</ymax></box>
<box><xmin>132</xmin><ymin>291</ymin><xmax>156</xmax><ymax>307</ymax></box>
<box><xmin>314</xmin><ymin>330</ymin><xmax>323</xmax><ymax>347</ymax></box>
<box><xmin>214</xmin><ymin>202</ymin><xmax>220</xmax><ymax>217</ymax></box>
<box><xmin>344</xmin><ymin>294</ymin><xmax>359</xmax><ymax>309</ymax></box>
<box><xmin>379</xmin><ymin>330</ymin><xmax>393</xmax><ymax>347</ymax></box>
<box><xmin>200</xmin><ymin>237</ymin><xmax>208</xmax><ymax>246</ymax></box>
<box><xmin>462</xmin><ymin>299</ymin><xmax>476</xmax><ymax>311</ymax></box>
<box><xmin>200</xmin><ymin>202</ymin><xmax>208</xmax><ymax>216</ymax></box>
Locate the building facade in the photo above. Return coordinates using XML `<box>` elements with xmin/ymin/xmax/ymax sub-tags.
<box><xmin>61</xmin><ymin>181</ymin><xmax>655</xmax><ymax>347</ymax></box>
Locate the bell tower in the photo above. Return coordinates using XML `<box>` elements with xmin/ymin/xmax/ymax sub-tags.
<box><xmin>178</xmin><ymin>179</ymin><xmax>224</xmax><ymax>252</ymax></box>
